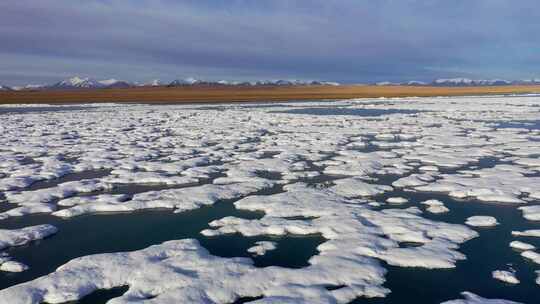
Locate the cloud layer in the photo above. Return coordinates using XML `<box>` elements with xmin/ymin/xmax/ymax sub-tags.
<box><xmin>1</xmin><ymin>0</ymin><xmax>538</xmax><ymax>85</ymax></box>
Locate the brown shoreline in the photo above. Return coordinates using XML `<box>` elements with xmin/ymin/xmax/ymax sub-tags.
<box><xmin>1</xmin><ymin>85</ymin><xmax>540</xmax><ymax>104</ymax></box>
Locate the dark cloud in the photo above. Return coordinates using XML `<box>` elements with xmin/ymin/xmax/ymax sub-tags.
<box><xmin>0</xmin><ymin>0</ymin><xmax>538</xmax><ymax>85</ymax></box>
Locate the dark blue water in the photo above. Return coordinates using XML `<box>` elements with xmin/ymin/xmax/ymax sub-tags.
<box><xmin>2</xmin><ymin>172</ymin><xmax>539</xmax><ymax>304</ymax></box>
<box><xmin>0</xmin><ymin>106</ymin><xmax>94</xmax><ymax>115</ymax></box>
<box><xmin>273</xmin><ymin>107</ymin><xmax>424</xmax><ymax>116</ymax></box>
<box><xmin>495</xmin><ymin>120</ymin><xmax>540</xmax><ymax>131</ymax></box>
<box><xmin>0</xmin><ymin>184</ymin><xmax>324</xmax><ymax>296</ymax></box>
<box><xmin>357</xmin><ymin>188</ymin><xmax>540</xmax><ymax>304</ymax></box>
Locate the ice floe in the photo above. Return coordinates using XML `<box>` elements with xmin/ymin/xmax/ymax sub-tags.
<box><xmin>518</xmin><ymin>205</ymin><xmax>540</xmax><ymax>221</ymax></box>
<box><xmin>0</xmin><ymin>261</ymin><xmax>28</xmax><ymax>273</ymax></box>
<box><xmin>465</xmin><ymin>216</ymin><xmax>499</xmax><ymax>227</ymax></box>
<box><xmin>421</xmin><ymin>199</ymin><xmax>450</xmax><ymax>214</ymax></box>
<box><xmin>441</xmin><ymin>291</ymin><xmax>523</xmax><ymax>304</ymax></box>
<box><xmin>509</xmin><ymin>241</ymin><xmax>535</xmax><ymax>251</ymax></box>
<box><xmin>0</xmin><ymin>203</ymin><xmax>57</xmax><ymax>220</ymax></box>
<box><xmin>520</xmin><ymin>251</ymin><xmax>540</xmax><ymax>265</ymax></box>
<box><xmin>492</xmin><ymin>270</ymin><xmax>519</xmax><ymax>284</ymax></box>
<box><xmin>2</xmin><ymin>96</ymin><xmax>540</xmax><ymax>302</ymax></box>
<box><xmin>247</xmin><ymin>241</ymin><xmax>277</xmax><ymax>256</ymax></box>
<box><xmin>53</xmin><ymin>182</ymin><xmax>272</xmax><ymax>218</ymax></box>
<box><xmin>512</xmin><ymin>230</ymin><xmax>540</xmax><ymax>237</ymax></box>
<box><xmin>0</xmin><ymin>224</ymin><xmax>58</xmax><ymax>273</ymax></box>
<box><xmin>413</xmin><ymin>166</ymin><xmax>540</xmax><ymax>204</ymax></box>
<box><xmin>5</xmin><ymin>179</ymin><xmax>112</xmax><ymax>206</ymax></box>
<box><xmin>0</xmin><ymin>224</ymin><xmax>58</xmax><ymax>250</ymax></box>
<box><xmin>203</xmin><ymin>185</ymin><xmax>477</xmax><ymax>269</ymax></box>
<box><xmin>329</xmin><ymin>178</ymin><xmax>393</xmax><ymax>198</ymax></box>
<box><xmin>386</xmin><ymin>197</ymin><xmax>408</xmax><ymax>204</ymax></box>
<box><xmin>0</xmin><ymin>239</ymin><xmax>389</xmax><ymax>304</ymax></box>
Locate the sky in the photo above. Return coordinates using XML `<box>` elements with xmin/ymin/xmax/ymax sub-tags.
<box><xmin>0</xmin><ymin>0</ymin><xmax>539</xmax><ymax>86</ymax></box>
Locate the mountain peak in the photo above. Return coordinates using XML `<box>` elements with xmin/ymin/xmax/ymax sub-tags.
<box><xmin>0</xmin><ymin>84</ymin><xmax>12</xmax><ymax>91</ymax></box>
<box><xmin>52</xmin><ymin>76</ymin><xmax>102</xmax><ymax>89</ymax></box>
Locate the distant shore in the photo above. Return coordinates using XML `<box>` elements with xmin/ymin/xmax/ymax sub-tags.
<box><xmin>1</xmin><ymin>85</ymin><xmax>540</xmax><ymax>104</ymax></box>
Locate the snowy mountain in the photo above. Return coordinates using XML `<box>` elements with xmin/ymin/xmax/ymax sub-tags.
<box><xmin>375</xmin><ymin>81</ymin><xmax>398</xmax><ymax>86</ymax></box>
<box><xmin>98</xmin><ymin>79</ymin><xmax>132</xmax><ymax>88</ymax></box>
<box><xmin>50</xmin><ymin>76</ymin><xmax>105</xmax><ymax>89</ymax></box>
<box><xmin>514</xmin><ymin>79</ymin><xmax>540</xmax><ymax>85</ymax></box>
<box><xmin>11</xmin><ymin>84</ymin><xmax>48</xmax><ymax>91</ymax></box>
<box><xmin>405</xmin><ymin>81</ymin><xmax>428</xmax><ymax>86</ymax></box>
<box><xmin>48</xmin><ymin>77</ymin><xmax>134</xmax><ymax>89</ymax></box>
<box><xmin>141</xmin><ymin>79</ymin><xmax>162</xmax><ymax>87</ymax></box>
<box><xmin>432</xmin><ymin>78</ymin><xmax>512</xmax><ymax>86</ymax></box>
<box><xmin>166</xmin><ymin>78</ymin><xmax>340</xmax><ymax>87</ymax></box>
<box><xmin>253</xmin><ymin>80</ymin><xmax>339</xmax><ymax>86</ymax></box>
<box><xmin>4</xmin><ymin>76</ymin><xmax>341</xmax><ymax>90</ymax></box>
<box><xmin>168</xmin><ymin>77</ymin><xmax>203</xmax><ymax>86</ymax></box>
<box><xmin>0</xmin><ymin>84</ymin><xmax>12</xmax><ymax>91</ymax></box>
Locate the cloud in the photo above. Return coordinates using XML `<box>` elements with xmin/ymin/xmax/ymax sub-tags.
<box><xmin>0</xmin><ymin>0</ymin><xmax>538</xmax><ymax>85</ymax></box>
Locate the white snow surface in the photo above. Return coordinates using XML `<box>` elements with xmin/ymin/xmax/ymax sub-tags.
<box><xmin>203</xmin><ymin>184</ymin><xmax>477</xmax><ymax>269</ymax></box>
<box><xmin>491</xmin><ymin>270</ymin><xmax>519</xmax><ymax>284</ymax></box>
<box><xmin>512</xmin><ymin>230</ymin><xmax>540</xmax><ymax>237</ymax></box>
<box><xmin>0</xmin><ymin>224</ymin><xmax>58</xmax><ymax>250</ymax></box>
<box><xmin>509</xmin><ymin>241</ymin><xmax>535</xmax><ymax>251</ymax></box>
<box><xmin>421</xmin><ymin>199</ymin><xmax>450</xmax><ymax>214</ymax></box>
<box><xmin>465</xmin><ymin>216</ymin><xmax>499</xmax><ymax>227</ymax></box>
<box><xmin>518</xmin><ymin>205</ymin><xmax>540</xmax><ymax>221</ymax></box>
<box><xmin>0</xmin><ymin>239</ymin><xmax>389</xmax><ymax>304</ymax></box>
<box><xmin>247</xmin><ymin>241</ymin><xmax>277</xmax><ymax>256</ymax></box>
<box><xmin>0</xmin><ymin>261</ymin><xmax>28</xmax><ymax>273</ymax></box>
<box><xmin>521</xmin><ymin>251</ymin><xmax>540</xmax><ymax>265</ymax></box>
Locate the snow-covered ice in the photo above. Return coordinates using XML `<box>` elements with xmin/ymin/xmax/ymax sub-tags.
<box><xmin>203</xmin><ymin>184</ymin><xmax>477</xmax><ymax>269</ymax></box>
<box><xmin>465</xmin><ymin>216</ymin><xmax>499</xmax><ymax>227</ymax></box>
<box><xmin>441</xmin><ymin>292</ymin><xmax>523</xmax><ymax>304</ymax></box>
<box><xmin>518</xmin><ymin>205</ymin><xmax>540</xmax><ymax>221</ymax></box>
<box><xmin>0</xmin><ymin>261</ymin><xmax>28</xmax><ymax>273</ymax></box>
<box><xmin>520</xmin><ymin>251</ymin><xmax>540</xmax><ymax>265</ymax></box>
<box><xmin>330</xmin><ymin>178</ymin><xmax>393</xmax><ymax>198</ymax></box>
<box><xmin>386</xmin><ymin>197</ymin><xmax>408</xmax><ymax>204</ymax></box>
<box><xmin>492</xmin><ymin>270</ymin><xmax>520</xmax><ymax>284</ymax></box>
<box><xmin>0</xmin><ymin>239</ymin><xmax>390</xmax><ymax>304</ymax></box>
<box><xmin>0</xmin><ymin>225</ymin><xmax>58</xmax><ymax>273</ymax></box>
<box><xmin>0</xmin><ymin>224</ymin><xmax>58</xmax><ymax>250</ymax></box>
<box><xmin>421</xmin><ymin>199</ymin><xmax>450</xmax><ymax>214</ymax></box>
<box><xmin>247</xmin><ymin>241</ymin><xmax>277</xmax><ymax>256</ymax></box>
<box><xmin>509</xmin><ymin>241</ymin><xmax>535</xmax><ymax>251</ymax></box>
<box><xmin>512</xmin><ymin>230</ymin><xmax>540</xmax><ymax>237</ymax></box>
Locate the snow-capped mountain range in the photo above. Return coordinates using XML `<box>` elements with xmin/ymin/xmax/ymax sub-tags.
<box><xmin>375</xmin><ymin>78</ymin><xmax>540</xmax><ymax>87</ymax></box>
<box><xmin>48</xmin><ymin>77</ymin><xmax>132</xmax><ymax>89</ymax></box>
<box><xmin>431</xmin><ymin>78</ymin><xmax>513</xmax><ymax>86</ymax></box>
<box><xmin>1</xmin><ymin>77</ymin><xmax>340</xmax><ymax>91</ymax></box>
<box><xmin>2</xmin><ymin>76</ymin><xmax>540</xmax><ymax>91</ymax></box>
<box><xmin>0</xmin><ymin>84</ymin><xmax>12</xmax><ymax>91</ymax></box>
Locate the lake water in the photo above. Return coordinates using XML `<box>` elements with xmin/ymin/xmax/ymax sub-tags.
<box><xmin>1</xmin><ymin>98</ymin><xmax>540</xmax><ymax>303</ymax></box>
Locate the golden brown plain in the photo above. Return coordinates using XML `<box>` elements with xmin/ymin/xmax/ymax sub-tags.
<box><xmin>1</xmin><ymin>85</ymin><xmax>540</xmax><ymax>104</ymax></box>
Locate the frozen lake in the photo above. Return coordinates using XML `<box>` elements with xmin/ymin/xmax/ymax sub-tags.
<box><xmin>0</xmin><ymin>96</ymin><xmax>539</xmax><ymax>304</ymax></box>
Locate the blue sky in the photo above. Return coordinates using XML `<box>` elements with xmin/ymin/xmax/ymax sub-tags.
<box><xmin>0</xmin><ymin>0</ymin><xmax>538</xmax><ymax>85</ymax></box>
